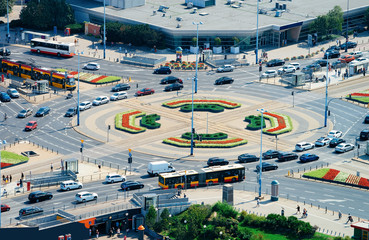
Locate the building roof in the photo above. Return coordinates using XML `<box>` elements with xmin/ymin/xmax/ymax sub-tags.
<box><xmin>351</xmin><ymin>221</ymin><xmax>369</xmax><ymax>231</ymax></box>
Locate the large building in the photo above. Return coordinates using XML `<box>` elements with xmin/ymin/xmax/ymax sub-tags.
<box><xmin>68</xmin><ymin>0</ymin><xmax>369</xmax><ymax>50</ymax></box>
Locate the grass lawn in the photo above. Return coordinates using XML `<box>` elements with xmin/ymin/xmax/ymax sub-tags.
<box><xmin>1</xmin><ymin>151</ymin><xmax>29</xmax><ymax>168</ymax></box>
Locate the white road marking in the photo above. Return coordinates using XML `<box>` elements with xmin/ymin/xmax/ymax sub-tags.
<box><xmin>348</xmin><ymin>207</ymin><xmax>355</xmax><ymax>210</ymax></box>
<box><xmin>304</xmin><ymin>190</ymin><xmax>315</xmax><ymax>194</ymax></box>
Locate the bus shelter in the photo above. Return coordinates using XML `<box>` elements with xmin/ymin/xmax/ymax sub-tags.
<box><xmin>21</xmin><ymin>31</ymin><xmax>50</xmax><ymax>42</ymax></box>
<box><xmin>349</xmin><ymin>60</ymin><xmax>369</xmax><ymax>76</ymax></box>
<box><xmin>25</xmin><ymin>79</ymin><xmax>49</xmax><ymax>94</ymax></box>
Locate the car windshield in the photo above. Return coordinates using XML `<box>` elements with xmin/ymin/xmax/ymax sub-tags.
<box><xmin>140</xmin><ymin>89</ymin><xmax>146</xmax><ymax>92</ymax></box>
<box><xmin>20</xmin><ymin>110</ymin><xmax>26</xmax><ymax>113</ymax></box>
<box><xmin>113</xmin><ymin>93</ymin><xmax>119</xmax><ymax>96</ymax></box>
<box><xmin>68</xmin><ymin>108</ymin><xmax>74</xmax><ymax>111</ymax></box>
<box><xmin>96</xmin><ymin>97</ymin><xmax>102</xmax><ymax>101</ymax></box>
<box><xmin>26</xmin><ymin>122</ymin><xmax>33</xmax><ymax>126</ymax></box>
<box><xmin>10</xmin><ymin>89</ymin><xmax>17</xmax><ymax>93</ymax></box>
<box><xmin>39</xmin><ymin>107</ymin><xmax>45</xmax><ymax>111</ymax></box>
<box><xmin>80</xmin><ymin>103</ymin><xmax>85</xmax><ymax>106</ymax></box>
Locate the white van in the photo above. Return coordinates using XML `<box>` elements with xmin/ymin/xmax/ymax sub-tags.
<box><xmin>60</xmin><ymin>180</ymin><xmax>83</xmax><ymax>191</ymax></box>
<box><xmin>147</xmin><ymin>161</ymin><xmax>175</xmax><ymax>176</ymax></box>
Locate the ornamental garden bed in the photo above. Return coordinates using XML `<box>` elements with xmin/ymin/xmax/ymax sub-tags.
<box><xmin>0</xmin><ymin>151</ymin><xmax>29</xmax><ymax>169</ymax></box>
<box><xmin>244</xmin><ymin>115</ymin><xmax>266</xmax><ymax>130</ymax></box>
<box><xmin>303</xmin><ymin>168</ymin><xmax>369</xmax><ymax>189</ymax></box>
<box><xmin>164</xmin><ymin>61</ymin><xmax>206</xmax><ymax>70</ymax></box>
<box><xmin>56</xmin><ymin>69</ymin><xmax>121</xmax><ymax>84</ymax></box>
<box><xmin>180</xmin><ymin>104</ymin><xmax>225</xmax><ymax>113</ymax></box>
<box><xmin>346</xmin><ymin>90</ymin><xmax>369</xmax><ymax>104</ymax></box>
<box><xmin>115</xmin><ymin>110</ymin><xmax>161</xmax><ymax>133</ymax></box>
<box><xmin>181</xmin><ymin>132</ymin><xmax>228</xmax><ymax>140</ymax></box>
<box><xmin>140</xmin><ymin>114</ymin><xmax>161</xmax><ymax>129</ymax></box>
<box><xmin>262</xmin><ymin>112</ymin><xmax>293</xmax><ymax>135</ymax></box>
<box><xmin>162</xmin><ymin>99</ymin><xmax>241</xmax><ymax>111</ymax></box>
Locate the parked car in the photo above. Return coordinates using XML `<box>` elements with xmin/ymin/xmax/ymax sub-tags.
<box><xmin>315</xmin><ymin>137</ymin><xmax>331</xmax><ymax>147</ymax></box>
<box><xmin>25</xmin><ymin>121</ymin><xmax>37</xmax><ymax>131</ymax></box>
<box><xmin>300</xmin><ymin>153</ymin><xmax>319</xmax><ymax>163</ymax></box>
<box><xmin>350</xmin><ymin>51</ymin><xmax>363</xmax><ymax>59</ymax></box>
<box><xmin>360</xmin><ymin>129</ymin><xmax>369</xmax><ymax>140</ymax></box>
<box><xmin>216</xmin><ymin>65</ymin><xmax>235</xmax><ymax>72</ymax></box>
<box><xmin>121</xmin><ymin>181</ymin><xmax>144</xmax><ymax>191</ymax></box>
<box><xmin>340</xmin><ymin>41</ymin><xmax>357</xmax><ymax>50</ymax></box>
<box><xmin>329</xmin><ymin>138</ymin><xmax>346</xmax><ymax>148</ymax></box>
<box><xmin>295</xmin><ymin>142</ymin><xmax>314</xmax><ymax>151</ymax></box>
<box><xmin>214</xmin><ymin>77</ymin><xmax>234</xmax><ymax>85</ymax></box>
<box><xmin>331</xmin><ymin>60</ymin><xmax>346</xmax><ymax>69</ymax></box>
<box><xmin>207</xmin><ymin>157</ymin><xmax>229</xmax><ymax>166</ymax></box>
<box><xmin>60</xmin><ymin>180</ymin><xmax>83</xmax><ymax>191</ymax></box>
<box><xmin>339</xmin><ymin>55</ymin><xmax>355</xmax><ymax>63</ymax></box>
<box><xmin>261</xmin><ymin>70</ymin><xmax>278</xmax><ymax>78</ymax></box>
<box><xmin>111</xmin><ymin>83</ymin><xmax>130</xmax><ymax>92</ymax></box>
<box><xmin>262</xmin><ymin>150</ymin><xmax>280</xmax><ymax>159</ymax></box>
<box><xmin>83</xmin><ymin>62</ymin><xmax>100</xmax><ymax>70</ymax></box>
<box><xmin>18</xmin><ymin>108</ymin><xmax>33</xmax><ymax>118</ymax></box>
<box><xmin>19</xmin><ymin>206</ymin><xmax>43</xmax><ymax>217</ymax></box>
<box><xmin>324</xmin><ymin>50</ymin><xmax>340</xmax><ymax>59</ymax></box>
<box><xmin>277</xmin><ymin>152</ymin><xmax>298</xmax><ymax>162</ymax></box>
<box><xmin>238</xmin><ymin>154</ymin><xmax>259</xmax><ymax>163</ymax></box>
<box><xmin>75</xmin><ymin>191</ymin><xmax>98</xmax><ymax>203</ymax></box>
<box><xmin>7</xmin><ymin>88</ymin><xmax>19</xmax><ymax>98</ymax></box>
<box><xmin>105</xmin><ymin>173</ymin><xmax>126</xmax><ymax>183</ymax></box>
<box><xmin>266</xmin><ymin>59</ymin><xmax>285</xmax><ymax>67</ymax></box>
<box><xmin>93</xmin><ymin>96</ymin><xmax>109</xmax><ymax>106</ymax></box>
<box><xmin>365</xmin><ymin>115</ymin><xmax>369</xmax><ymax>124</ymax></box>
<box><xmin>79</xmin><ymin>101</ymin><xmax>92</xmax><ymax>111</ymax></box>
<box><xmin>0</xmin><ymin>47</ymin><xmax>11</xmax><ymax>56</ymax></box>
<box><xmin>356</xmin><ymin>57</ymin><xmax>369</xmax><ymax>62</ymax></box>
<box><xmin>28</xmin><ymin>191</ymin><xmax>53</xmax><ymax>203</ymax></box>
<box><xmin>110</xmin><ymin>92</ymin><xmax>127</xmax><ymax>101</ymax></box>
<box><xmin>327</xmin><ymin>130</ymin><xmax>343</xmax><ymax>138</ymax></box>
<box><xmin>164</xmin><ymin>83</ymin><xmax>183</xmax><ymax>91</ymax></box>
<box><xmin>277</xmin><ymin>65</ymin><xmax>296</xmax><ymax>74</ymax></box>
<box><xmin>326</xmin><ymin>45</ymin><xmax>340</xmax><ymax>52</ymax></box>
<box><xmin>35</xmin><ymin>106</ymin><xmax>50</xmax><ymax>117</ymax></box>
<box><xmin>160</xmin><ymin>76</ymin><xmax>183</xmax><ymax>84</ymax></box>
<box><xmin>335</xmin><ymin>143</ymin><xmax>354</xmax><ymax>153</ymax></box>
<box><xmin>256</xmin><ymin>162</ymin><xmax>278</xmax><ymax>172</ymax></box>
<box><xmin>314</xmin><ymin>59</ymin><xmax>329</xmax><ymax>67</ymax></box>
<box><xmin>65</xmin><ymin>107</ymin><xmax>77</xmax><ymax>117</ymax></box>
<box><xmin>302</xmin><ymin>64</ymin><xmax>321</xmax><ymax>73</ymax></box>
<box><xmin>0</xmin><ymin>92</ymin><xmax>11</xmax><ymax>102</ymax></box>
<box><xmin>1</xmin><ymin>204</ymin><xmax>10</xmax><ymax>212</ymax></box>
<box><xmin>136</xmin><ymin>88</ymin><xmax>155</xmax><ymax>96</ymax></box>
<box><xmin>153</xmin><ymin>66</ymin><xmax>171</xmax><ymax>74</ymax></box>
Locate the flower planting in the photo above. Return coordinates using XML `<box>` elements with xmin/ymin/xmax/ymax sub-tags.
<box><xmin>0</xmin><ymin>151</ymin><xmax>29</xmax><ymax>169</ymax></box>
<box><xmin>244</xmin><ymin>115</ymin><xmax>266</xmax><ymax>130</ymax></box>
<box><xmin>262</xmin><ymin>112</ymin><xmax>293</xmax><ymax>135</ymax></box>
<box><xmin>164</xmin><ymin>61</ymin><xmax>206</xmax><ymax>70</ymax></box>
<box><xmin>180</xmin><ymin>104</ymin><xmax>225</xmax><ymax>113</ymax></box>
<box><xmin>346</xmin><ymin>90</ymin><xmax>369</xmax><ymax>104</ymax></box>
<box><xmin>140</xmin><ymin>114</ymin><xmax>161</xmax><ymax>129</ymax></box>
<box><xmin>303</xmin><ymin>168</ymin><xmax>369</xmax><ymax>189</ymax></box>
<box><xmin>181</xmin><ymin>132</ymin><xmax>228</xmax><ymax>140</ymax></box>
<box><xmin>163</xmin><ymin>134</ymin><xmax>247</xmax><ymax>148</ymax></box>
<box><xmin>115</xmin><ymin>110</ymin><xmax>146</xmax><ymax>133</ymax></box>
<box><xmin>163</xmin><ymin>99</ymin><xmax>241</xmax><ymax>110</ymax></box>
<box><xmin>56</xmin><ymin>69</ymin><xmax>121</xmax><ymax>84</ymax></box>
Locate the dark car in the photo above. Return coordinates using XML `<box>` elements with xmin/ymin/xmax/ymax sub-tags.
<box><xmin>65</xmin><ymin>107</ymin><xmax>77</xmax><ymax>117</ymax></box>
<box><xmin>299</xmin><ymin>153</ymin><xmax>319</xmax><ymax>163</ymax></box>
<box><xmin>164</xmin><ymin>83</ymin><xmax>183</xmax><ymax>91</ymax></box>
<box><xmin>256</xmin><ymin>162</ymin><xmax>278</xmax><ymax>172</ymax></box>
<box><xmin>153</xmin><ymin>66</ymin><xmax>171</xmax><ymax>74</ymax></box>
<box><xmin>277</xmin><ymin>152</ymin><xmax>298</xmax><ymax>162</ymax></box>
<box><xmin>35</xmin><ymin>107</ymin><xmax>50</xmax><ymax>117</ymax></box>
<box><xmin>340</xmin><ymin>41</ymin><xmax>357</xmax><ymax>50</ymax></box>
<box><xmin>329</xmin><ymin>138</ymin><xmax>346</xmax><ymax>147</ymax></box>
<box><xmin>28</xmin><ymin>191</ymin><xmax>53</xmax><ymax>203</ymax></box>
<box><xmin>111</xmin><ymin>83</ymin><xmax>130</xmax><ymax>92</ymax></box>
<box><xmin>120</xmin><ymin>181</ymin><xmax>144</xmax><ymax>191</ymax></box>
<box><xmin>314</xmin><ymin>59</ymin><xmax>329</xmax><ymax>67</ymax></box>
<box><xmin>324</xmin><ymin>50</ymin><xmax>340</xmax><ymax>59</ymax></box>
<box><xmin>207</xmin><ymin>157</ymin><xmax>229</xmax><ymax>166</ymax></box>
<box><xmin>136</xmin><ymin>88</ymin><xmax>155</xmax><ymax>96</ymax></box>
<box><xmin>19</xmin><ymin>206</ymin><xmax>43</xmax><ymax>217</ymax></box>
<box><xmin>1</xmin><ymin>204</ymin><xmax>10</xmax><ymax>212</ymax></box>
<box><xmin>238</xmin><ymin>154</ymin><xmax>259</xmax><ymax>163</ymax></box>
<box><xmin>302</xmin><ymin>64</ymin><xmax>321</xmax><ymax>73</ymax></box>
<box><xmin>266</xmin><ymin>59</ymin><xmax>285</xmax><ymax>67</ymax></box>
<box><xmin>0</xmin><ymin>47</ymin><xmax>11</xmax><ymax>56</ymax></box>
<box><xmin>364</xmin><ymin>115</ymin><xmax>369</xmax><ymax>124</ymax></box>
<box><xmin>214</xmin><ymin>77</ymin><xmax>234</xmax><ymax>85</ymax></box>
<box><xmin>25</xmin><ymin>121</ymin><xmax>37</xmax><ymax>131</ymax></box>
<box><xmin>331</xmin><ymin>60</ymin><xmax>346</xmax><ymax>69</ymax></box>
<box><xmin>0</xmin><ymin>92</ymin><xmax>11</xmax><ymax>102</ymax></box>
<box><xmin>360</xmin><ymin>129</ymin><xmax>369</xmax><ymax>140</ymax></box>
<box><xmin>160</xmin><ymin>76</ymin><xmax>183</xmax><ymax>84</ymax></box>
<box><xmin>262</xmin><ymin>150</ymin><xmax>280</xmax><ymax>159</ymax></box>
<box><xmin>326</xmin><ymin>45</ymin><xmax>340</xmax><ymax>52</ymax></box>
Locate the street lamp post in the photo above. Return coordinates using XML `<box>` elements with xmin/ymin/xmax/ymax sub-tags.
<box><xmin>193</xmin><ymin>22</ymin><xmax>203</xmax><ymax>94</ymax></box>
<box><xmin>257</xmin><ymin>108</ymin><xmax>267</xmax><ymax>198</ymax></box>
<box><xmin>103</xmin><ymin>0</ymin><xmax>106</xmax><ymax>59</ymax></box>
<box><xmin>345</xmin><ymin>0</ymin><xmax>349</xmax><ymax>53</ymax></box>
<box><xmin>77</xmin><ymin>51</ymin><xmax>83</xmax><ymax>126</ymax></box>
<box><xmin>0</xmin><ymin>139</ymin><xmax>7</xmax><ymax>228</ymax></box>
<box><xmin>255</xmin><ymin>0</ymin><xmax>260</xmax><ymax>64</ymax></box>
<box><xmin>6</xmin><ymin>0</ymin><xmax>9</xmax><ymax>43</ymax></box>
<box><xmin>324</xmin><ymin>53</ymin><xmax>329</xmax><ymax>127</ymax></box>
<box><xmin>190</xmin><ymin>77</ymin><xmax>195</xmax><ymax>155</ymax></box>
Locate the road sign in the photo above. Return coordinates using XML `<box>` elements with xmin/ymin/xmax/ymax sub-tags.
<box><xmin>129</xmin><ymin>152</ymin><xmax>132</xmax><ymax>157</ymax></box>
<box><xmin>128</xmin><ymin>149</ymin><xmax>131</xmax><ymax>152</ymax></box>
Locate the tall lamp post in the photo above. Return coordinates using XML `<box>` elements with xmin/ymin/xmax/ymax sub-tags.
<box><xmin>255</xmin><ymin>0</ymin><xmax>260</xmax><ymax>64</ymax></box>
<box><xmin>76</xmin><ymin>51</ymin><xmax>83</xmax><ymax>126</ymax></box>
<box><xmin>0</xmin><ymin>139</ymin><xmax>7</xmax><ymax>228</ymax></box>
<box><xmin>193</xmin><ymin>22</ymin><xmax>203</xmax><ymax>94</ymax></box>
<box><xmin>190</xmin><ymin>77</ymin><xmax>195</xmax><ymax>155</ymax></box>
<box><xmin>324</xmin><ymin>53</ymin><xmax>329</xmax><ymax>127</ymax></box>
<box><xmin>103</xmin><ymin>0</ymin><xmax>106</xmax><ymax>59</ymax></box>
<box><xmin>6</xmin><ymin>0</ymin><xmax>9</xmax><ymax>43</ymax></box>
<box><xmin>257</xmin><ymin>108</ymin><xmax>267</xmax><ymax>198</ymax></box>
<box><xmin>345</xmin><ymin>0</ymin><xmax>349</xmax><ymax>53</ymax></box>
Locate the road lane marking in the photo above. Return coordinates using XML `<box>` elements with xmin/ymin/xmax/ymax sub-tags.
<box><xmin>304</xmin><ymin>191</ymin><xmax>315</xmax><ymax>194</ymax></box>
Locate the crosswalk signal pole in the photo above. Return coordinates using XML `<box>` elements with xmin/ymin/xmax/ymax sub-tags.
<box><xmin>80</xmin><ymin>140</ymin><xmax>84</xmax><ymax>161</ymax></box>
<box><xmin>128</xmin><ymin>149</ymin><xmax>132</xmax><ymax>175</ymax></box>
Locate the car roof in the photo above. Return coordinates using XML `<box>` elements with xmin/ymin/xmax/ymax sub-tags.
<box><xmin>28</xmin><ymin>121</ymin><xmax>37</xmax><ymax>124</ymax></box>
<box><xmin>77</xmin><ymin>191</ymin><xmax>90</xmax><ymax>194</ymax></box>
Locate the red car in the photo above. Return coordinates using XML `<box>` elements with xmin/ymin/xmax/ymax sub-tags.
<box><xmin>1</xmin><ymin>204</ymin><xmax>10</xmax><ymax>212</ymax></box>
<box><xmin>25</xmin><ymin>121</ymin><xmax>37</xmax><ymax>131</ymax></box>
<box><xmin>136</xmin><ymin>88</ymin><xmax>155</xmax><ymax>96</ymax></box>
<box><xmin>339</xmin><ymin>55</ymin><xmax>355</xmax><ymax>63</ymax></box>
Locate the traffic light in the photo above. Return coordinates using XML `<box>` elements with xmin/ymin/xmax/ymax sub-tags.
<box><xmin>259</xmin><ymin>65</ymin><xmax>262</xmax><ymax>72</ymax></box>
<box><xmin>128</xmin><ymin>157</ymin><xmax>132</xmax><ymax>164</ymax></box>
<box><xmin>192</xmin><ymin>128</ymin><xmax>195</xmax><ymax>134</ymax></box>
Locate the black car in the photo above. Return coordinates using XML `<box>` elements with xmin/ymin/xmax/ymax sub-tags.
<box><xmin>164</xmin><ymin>83</ymin><xmax>183</xmax><ymax>91</ymax></box>
<box><xmin>277</xmin><ymin>152</ymin><xmax>298</xmax><ymax>162</ymax></box>
<box><xmin>329</xmin><ymin>138</ymin><xmax>346</xmax><ymax>147</ymax></box>
<box><xmin>19</xmin><ymin>206</ymin><xmax>43</xmax><ymax>217</ymax></box>
<box><xmin>0</xmin><ymin>47</ymin><xmax>11</xmax><ymax>56</ymax></box>
<box><xmin>256</xmin><ymin>162</ymin><xmax>278</xmax><ymax>172</ymax></box>
<box><xmin>315</xmin><ymin>59</ymin><xmax>329</xmax><ymax>67</ymax></box>
<box><xmin>111</xmin><ymin>83</ymin><xmax>130</xmax><ymax>92</ymax></box>
<box><xmin>360</xmin><ymin>129</ymin><xmax>369</xmax><ymax>140</ymax></box>
<box><xmin>121</xmin><ymin>181</ymin><xmax>144</xmax><ymax>191</ymax></box>
<box><xmin>214</xmin><ymin>77</ymin><xmax>234</xmax><ymax>85</ymax></box>
<box><xmin>238</xmin><ymin>154</ymin><xmax>259</xmax><ymax>163</ymax></box>
<box><xmin>331</xmin><ymin>60</ymin><xmax>346</xmax><ymax>69</ymax></box>
<box><xmin>266</xmin><ymin>59</ymin><xmax>285</xmax><ymax>67</ymax></box>
<box><xmin>153</xmin><ymin>66</ymin><xmax>171</xmax><ymax>74</ymax></box>
<box><xmin>364</xmin><ymin>115</ymin><xmax>369</xmax><ymax>124</ymax></box>
<box><xmin>262</xmin><ymin>150</ymin><xmax>280</xmax><ymax>159</ymax></box>
<box><xmin>65</xmin><ymin>107</ymin><xmax>77</xmax><ymax>117</ymax></box>
<box><xmin>207</xmin><ymin>157</ymin><xmax>229</xmax><ymax>166</ymax></box>
<box><xmin>326</xmin><ymin>45</ymin><xmax>340</xmax><ymax>52</ymax></box>
<box><xmin>299</xmin><ymin>153</ymin><xmax>319</xmax><ymax>163</ymax></box>
<box><xmin>340</xmin><ymin>41</ymin><xmax>357</xmax><ymax>50</ymax></box>
<box><xmin>302</xmin><ymin>64</ymin><xmax>321</xmax><ymax>73</ymax></box>
<box><xmin>28</xmin><ymin>191</ymin><xmax>53</xmax><ymax>203</ymax></box>
<box><xmin>324</xmin><ymin>50</ymin><xmax>340</xmax><ymax>59</ymax></box>
<box><xmin>160</xmin><ymin>76</ymin><xmax>183</xmax><ymax>84</ymax></box>
<box><xmin>35</xmin><ymin>107</ymin><xmax>50</xmax><ymax>117</ymax></box>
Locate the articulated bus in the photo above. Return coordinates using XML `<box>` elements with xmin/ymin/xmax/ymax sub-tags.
<box><xmin>0</xmin><ymin>58</ymin><xmax>76</xmax><ymax>90</ymax></box>
<box><xmin>158</xmin><ymin>164</ymin><xmax>245</xmax><ymax>189</ymax></box>
<box><xmin>30</xmin><ymin>38</ymin><xmax>75</xmax><ymax>57</ymax></box>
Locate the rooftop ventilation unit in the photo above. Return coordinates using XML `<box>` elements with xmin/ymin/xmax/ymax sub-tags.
<box><xmin>158</xmin><ymin>5</ymin><xmax>169</xmax><ymax>12</ymax></box>
<box><xmin>275</xmin><ymin>11</ymin><xmax>282</xmax><ymax>17</ymax></box>
<box><xmin>187</xmin><ymin>2</ymin><xmax>193</xmax><ymax>8</ymax></box>
<box><xmin>282</xmin><ymin>4</ymin><xmax>286</xmax><ymax>10</ymax></box>
<box><xmin>176</xmin><ymin>24</ymin><xmax>181</xmax><ymax>28</ymax></box>
<box><xmin>275</xmin><ymin>2</ymin><xmax>279</xmax><ymax>9</ymax></box>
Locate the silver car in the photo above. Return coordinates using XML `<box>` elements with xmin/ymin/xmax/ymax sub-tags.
<box><xmin>110</xmin><ymin>92</ymin><xmax>127</xmax><ymax>101</ymax></box>
<box><xmin>261</xmin><ymin>70</ymin><xmax>278</xmax><ymax>78</ymax></box>
<box><xmin>83</xmin><ymin>62</ymin><xmax>100</xmax><ymax>70</ymax></box>
<box><xmin>79</xmin><ymin>101</ymin><xmax>92</xmax><ymax>111</ymax></box>
<box><xmin>216</xmin><ymin>65</ymin><xmax>235</xmax><ymax>73</ymax></box>
<box><xmin>93</xmin><ymin>96</ymin><xmax>109</xmax><ymax>106</ymax></box>
<box><xmin>335</xmin><ymin>143</ymin><xmax>354</xmax><ymax>153</ymax></box>
<box><xmin>18</xmin><ymin>108</ymin><xmax>33</xmax><ymax>118</ymax></box>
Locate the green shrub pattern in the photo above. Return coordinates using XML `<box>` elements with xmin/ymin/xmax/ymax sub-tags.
<box><xmin>244</xmin><ymin>115</ymin><xmax>266</xmax><ymax>130</ymax></box>
<box><xmin>181</xmin><ymin>132</ymin><xmax>228</xmax><ymax>140</ymax></box>
<box><xmin>180</xmin><ymin>104</ymin><xmax>224</xmax><ymax>113</ymax></box>
<box><xmin>140</xmin><ymin>114</ymin><xmax>161</xmax><ymax>129</ymax></box>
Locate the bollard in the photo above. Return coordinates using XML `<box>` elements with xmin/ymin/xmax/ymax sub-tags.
<box><xmin>110</xmin><ymin>163</ymin><xmax>111</xmax><ymax>168</ymax></box>
<box><xmin>57</xmin><ymin>150</ymin><xmax>58</xmax><ymax>155</ymax></box>
<box><xmin>325</xmin><ymin>207</ymin><xmax>327</xmax><ymax>213</ymax></box>
<box><xmin>47</xmin><ymin>147</ymin><xmax>48</xmax><ymax>151</ymax></box>
<box><xmin>316</xmin><ymin>165</ymin><xmax>317</xmax><ymax>169</ymax></box>
<box><xmin>318</xmin><ymin>205</ymin><xmax>320</xmax><ymax>209</ymax></box>
<box><xmin>304</xmin><ymin>168</ymin><xmax>305</xmax><ymax>172</ymax></box>
<box><xmin>311</xmin><ymin>203</ymin><xmax>312</xmax><ymax>207</ymax></box>
<box><xmin>310</xmin><ymin>166</ymin><xmax>311</xmax><ymax>171</ymax></box>
<box><xmin>52</xmin><ymin>149</ymin><xmax>53</xmax><ymax>153</ymax></box>
<box><xmin>304</xmin><ymin>201</ymin><xmax>305</xmax><ymax>205</ymax></box>
<box><xmin>298</xmin><ymin>169</ymin><xmax>299</xmax><ymax>173</ymax></box>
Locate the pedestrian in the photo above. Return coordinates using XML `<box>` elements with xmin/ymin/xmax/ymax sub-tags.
<box><xmin>296</xmin><ymin>205</ymin><xmax>300</xmax><ymax>214</ymax></box>
<box><xmin>256</xmin><ymin>198</ymin><xmax>260</xmax><ymax>207</ymax></box>
<box><xmin>338</xmin><ymin>210</ymin><xmax>342</xmax><ymax>220</ymax></box>
<box><xmin>89</xmin><ymin>228</ymin><xmax>92</xmax><ymax>237</ymax></box>
<box><xmin>117</xmin><ymin>227</ymin><xmax>120</xmax><ymax>235</ymax></box>
<box><xmin>9</xmin><ymin>175</ymin><xmax>12</xmax><ymax>182</ymax></box>
<box><xmin>183</xmin><ymin>193</ymin><xmax>186</xmax><ymax>198</ymax></box>
<box><xmin>336</xmin><ymin>39</ymin><xmax>339</xmax><ymax>45</ymax></box>
<box><xmin>96</xmin><ymin>229</ymin><xmax>99</xmax><ymax>238</ymax></box>
<box><xmin>98</xmin><ymin>164</ymin><xmax>101</xmax><ymax>171</ymax></box>
<box><xmin>20</xmin><ymin>178</ymin><xmax>23</xmax><ymax>187</ymax></box>
<box><xmin>125</xmin><ymin>49</ymin><xmax>128</xmax><ymax>57</ymax></box>
<box><xmin>51</xmin><ymin>163</ymin><xmax>53</xmax><ymax>172</ymax></box>
<box><xmin>2</xmin><ymin>175</ymin><xmax>5</xmax><ymax>182</ymax></box>
<box><xmin>21</xmin><ymin>172</ymin><xmax>24</xmax><ymax>179</ymax></box>
<box><xmin>363</xmin><ymin>68</ymin><xmax>366</xmax><ymax>76</ymax></box>
<box><xmin>346</xmin><ymin>214</ymin><xmax>353</xmax><ymax>224</ymax></box>
<box><xmin>6</xmin><ymin>175</ymin><xmax>9</xmax><ymax>183</ymax></box>
<box><xmin>302</xmin><ymin>208</ymin><xmax>307</xmax><ymax>218</ymax></box>
<box><xmin>281</xmin><ymin>207</ymin><xmax>285</xmax><ymax>216</ymax></box>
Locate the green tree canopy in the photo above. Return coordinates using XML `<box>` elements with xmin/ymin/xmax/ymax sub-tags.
<box><xmin>310</xmin><ymin>5</ymin><xmax>343</xmax><ymax>37</ymax></box>
<box><xmin>20</xmin><ymin>0</ymin><xmax>74</xmax><ymax>30</ymax></box>
<box><xmin>0</xmin><ymin>0</ymin><xmax>15</xmax><ymax>17</ymax></box>
<box><xmin>145</xmin><ymin>205</ymin><xmax>157</xmax><ymax>229</ymax></box>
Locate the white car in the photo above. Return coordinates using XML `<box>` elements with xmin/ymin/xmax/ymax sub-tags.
<box><xmin>315</xmin><ymin>137</ymin><xmax>331</xmax><ymax>147</ymax></box>
<box><xmin>261</xmin><ymin>70</ymin><xmax>278</xmax><ymax>78</ymax></box>
<box><xmin>216</xmin><ymin>65</ymin><xmax>235</xmax><ymax>73</ymax></box>
<box><xmin>278</xmin><ymin>65</ymin><xmax>296</xmax><ymax>74</ymax></box>
<box><xmin>289</xmin><ymin>62</ymin><xmax>300</xmax><ymax>70</ymax></box>
<box><xmin>110</xmin><ymin>92</ymin><xmax>127</xmax><ymax>101</ymax></box>
<box><xmin>350</xmin><ymin>51</ymin><xmax>363</xmax><ymax>59</ymax></box>
<box><xmin>327</xmin><ymin>130</ymin><xmax>343</xmax><ymax>138</ymax></box>
<box><xmin>93</xmin><ymin>96</ymin><xmax>109</xmax><ymax>106</ymax></box>
<box><xmin>295</xmin><ymin>142</ymin><xmax>314</xmax><ymax>151</ymax></box>
<box><xmin>335</xmin><ymin>143</ymin><xmax>354</xmax><ymax>153</ymax></box>
<box><xmin>75</xmin><ymin>191</ymin><xmax>98</xmax><ymax>203</ymax></box>
<box><xmin>105</xmin><ymin>174</ymin><xmax>126</xmax><ymax>183</ymax></box>
<box><xmin>60</xmin><ymin>180</ymin><xmax>83</xmax><ymax>191</ymax></box>
<box><xmin>79</xmin><ymin>101</ymin><xmax>92</xmax><ymax>111</ymax></box>
<box><xmin>83</xmin><ymin>62</ymin><xmax>100</xmax><ymax>70</ymax></box>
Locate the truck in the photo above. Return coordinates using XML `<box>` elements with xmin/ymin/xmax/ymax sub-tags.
<box><xmin>147</xmin><ymin>161</ymin><xmax>175</xmax><ymax>176</ymax></box>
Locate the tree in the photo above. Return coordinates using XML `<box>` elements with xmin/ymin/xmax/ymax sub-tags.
<box><xmin>145</xmin><ymin>205</ymin><xmax>157</xmax><ymax>229</ymax></box>
<box><xmin>327</xmin><ymin>6</ymin><xmax>343</xmax><ymax>33</ymax></box>
<box><xmin>214</xmin><ymin>37</ymin><xmax>221</xmax><ymax>46</ymax></box>
<box><xmin>310</xmin><ymin>15</ymin><xmax>328</xmax><ymax>37</ymax></box>
<box><xmin>192</xmin><ymin>37</ymin><xmax>197</xmax><ymax>47</ymax></box>
<box><xmin>365</xmin><ymin>7</ymin><xmax>369</xmax><ymax>28</ymax></box>
<box><xmin>0</xmin><ymin>0</ymin><xmax>15</xmax><ymax>17</ymax></box>
<box><xmin>20</xmin><ymin>0</ymin><xmax>75</xmax><ymax>30</ymax></box>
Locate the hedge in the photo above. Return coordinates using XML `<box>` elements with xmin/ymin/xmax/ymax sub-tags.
<box><xmin>181</xmin><ymin>132</ymin><xmax>228</xmax><ymax>140</ymax></box>
<box><xmin>180</xmin><ymin>104</ymin><xmax>224</xmax><ymax>113</ymax></box>
<box><xmin>163</xmin><ymin>137</ymin><xmax>247</xmax><ymax>148</ymax></box>
<box><xmin>244</xmin><ymin>115</ymin><xmax>266</xmax><ymax>130</ymax></box>
<box><xmin>140</xmin><ymin>114</ymin><xmax>161</xmax><ymax>129</ymax></box>
<box><xmin>65</xmin><ymin>23</ymin><xmax>84</xmax><ymax>34</ymax></box>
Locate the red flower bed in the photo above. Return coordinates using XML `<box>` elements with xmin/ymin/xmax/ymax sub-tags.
<box><xmin>122</xmin><ymin>111</ymin><xmax>143</xmax><ymax>131</ymax></box>
<box><xmin>90</xmin><ymin>75</ymin><xmax>107</xmax><ymax>83</ymax></box>
<box><xmin>0</xmin><ymin>162</ymin><xmax>13</xmax><ymax>168</ymax></box>
<box><xmin>346</xmin><ymin>174</ymin><xmax>361</xmax><ymax>185</ymax></box>
<box><xmin>322</xmin><ymin>169</ymin><xmax>340</xmax><ymax>180</ymax></box>
<box><xmin>264</xmin><ymin>112</ymin><xmax>286</xmax><ymax>132</ymax></box>
<box><xmin>358</xmin><ymin>178</ymin><xmax>369</xmax><ymax>188</ymax></box>
<box><xmin>166</xmin><ymin>100</ymin><xmax>238</xmax><ymax>107</ymax></box>
<box><xmin>70</xmin><ymin>71</ymin><xmax>78</xmax><ymax>75</ymax></box>
<box><xmin>351</xmin><ymin>93</ymin><xmax>369</xmax><ymax>97</ymax></box>
<box><xmin>167</xmin><ymin>137</ymin><xmax>244</xmax><ymax>144</ymax></box>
